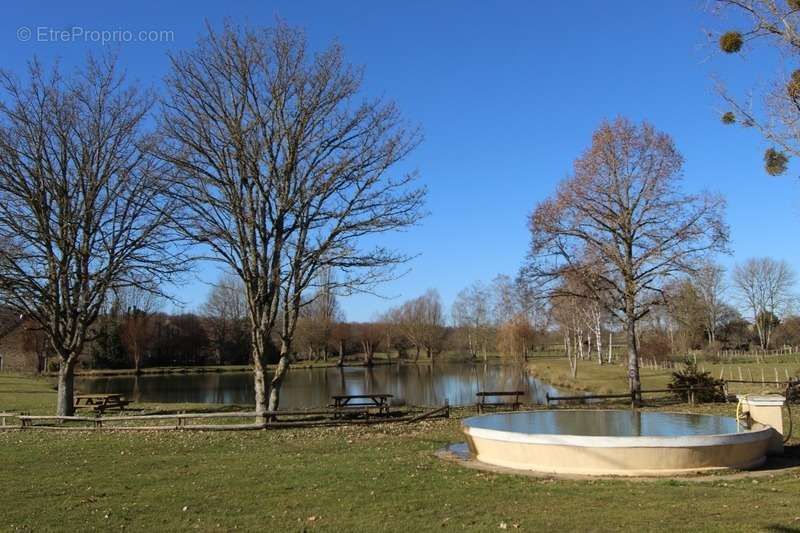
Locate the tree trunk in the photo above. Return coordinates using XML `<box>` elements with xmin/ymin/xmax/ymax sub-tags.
<box><xmin>595</xmin><ymin>320</ymin><xmax>603</xmax><ymax>365</ymax></box>
<box><xmin>626</xmin><ymin>315</ymin><xmax>641</xmax><ymax>403</ymax></box>
<box><xmin>268</xmin><ymin>341</ymin><xmax>291</xmax><ymax>413</ymax></box>
<box><xmin>337</xmin><ymin>340</ymin><xmax>345</xmax><ymax>367</ymax></box>
<box><xmin>252</xmin><ymin>333</ymin><xmax>268</xmax><ymax>423</ymax></box>
<box><xmin>56</xmin><ymin>358</ymin><xmax>77</xmax><ymax>416</ymax></box>
<box><xmin>362</xmin><ymin>341</ymin><xmax>374</xmax><ymax>366</ymax></box>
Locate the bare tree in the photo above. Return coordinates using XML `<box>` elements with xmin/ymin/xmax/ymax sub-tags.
<box><xmin>662</xmin><ymin>279</ymin><xmax>706</xmax><ymax>354</ymax></box>
<box><xmin>490</xmin><ymin>274</ymin><xmax>547</xmax><ymax>359</ymax></box>
<box><xmin>711</xmin><ymin>0</ymin><xmax>800</xmax><ymax>174</ymax></box>
<box><xmin>158</xmin><ymin>22</ymin><xmax>425</xmax><ymax>416</ymax></box>
<box><xmin>117</xmin><ymin>287</ymin><xmax>161</xmax><ymax>373</ymax></box>
<box><xmin>389</xmin><ymin>289</ymin><xmax>445</xmax><ymax>361</ymax></box>
<box><xmin>732</xmin><ymin>257</ymin><xmax>797</xmax><ymax>349</ymax></box>
<box><xmin>352</xmin><ymin>322</ymin><xmax>382</xmax><ymax>366</ymax></box>
<box><xmin>452</xmin><ymin>281</ymin><xmax>493</xmax><ymax>359</ymax></box>
<box><xmin>330</xmin><ymin>321</ymin><xmax>352</xmax><ymax>366</ymax></box>
<box><xmin>550</xmin><ymin>293</ymin><xmax>582</xmax><ymax>377</ymax></box>
<box><xmin>295</xmin><ymin>269</ymin><xmax>343</xmax><ymax>361</ymax></box>
<box><xmin>690</xmin><ymin>261</ymin><xmax>727</xmax><ymax>345</ymax></box>
<box><xmin>417</xmin><ymin>289</ymin><xmax>446</xmax><ymax>360</ymax></box>
<box><xmin>526</xmin><ymin>118</ymin><xmax>729</xmax><ymax>397</ymax></box>
<box><xmin>0</xmin><ymin>58</ymin><xmax>186</xmax><ymax>415</ymax></box>
<box><xmin>201</xmin><ymin>273</ymin><xmax>248</xmax><ymax>365</ymax></box>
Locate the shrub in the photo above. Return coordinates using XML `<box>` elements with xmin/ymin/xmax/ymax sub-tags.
<box><xmin>721</xmin><ymin>111</ymin><xmax>736</xmax><ymax>124</ymax></box>
<box><xmin>719</xmin><ymin>31</ymin><xmax>744</xmax><ymax>53</ymax></box>
<box><xmin>668</xmin><ymin>357</ymin><xmax>726</xmax><ymax>403</ymax></box>
<box><xmin>764</xmin><ymin>148</ymin><xmax>789</xmax><ymax>176</ymax></box>
<box><xmin>787</xmin><ymin>378</ymin><xmax>800</xmax><ymax>404</ymax></box>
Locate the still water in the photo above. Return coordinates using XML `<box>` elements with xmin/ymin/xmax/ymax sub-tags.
<box><xmin>75</xmin><ymin>362</ymin><xmax>564</xmax><ymax>408</ymax></box>
<box><xmin>463</xmin><ymin>410</ymin><xmax>743</xmax><ymax>436</ymax></box>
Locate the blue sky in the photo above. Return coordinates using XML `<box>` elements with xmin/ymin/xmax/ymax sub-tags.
<box><xmin>3</xmin><ymin>1</ymin><xmax>798</xmax><ymax>321</ymax></box>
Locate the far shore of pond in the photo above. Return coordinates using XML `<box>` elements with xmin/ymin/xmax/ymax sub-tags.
<box><xmin>45</xmin><ymin>352</ymin><xmax>553</xmax><ymax>378</ymax></box>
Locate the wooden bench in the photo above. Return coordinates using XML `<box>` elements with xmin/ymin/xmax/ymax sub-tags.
<box><xmin>330</xmin><ymin>394</ymin><xmax>393</xmax><ymax>419</ymax></box>
<box><xmin>476</xmin><ymin>391</ymin><xmax>524</xmax><ymax>413</ymax></box>
<box><xmin>74</xmin><ymin>394</ymin><xmax>130</xmax><ymax>414</ymax></box>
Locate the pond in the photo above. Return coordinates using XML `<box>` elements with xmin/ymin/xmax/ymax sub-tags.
<box><xmin>75</xmin><ymin>361</ymin><xmax>567</xmax><ymax>409</ymax></box>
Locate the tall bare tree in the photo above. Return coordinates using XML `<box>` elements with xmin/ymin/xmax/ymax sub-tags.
<box><xmin>158</xmin><ymin>22</ymin><xmax>425</xmax><ymax>416</ymax></box>
<box><xmin>732</xmin><ymin>257</ymin><xmax>797</xmax><ymax>349</ymax></box>
<box><xmin>352</xmin><ymin>322</ymin><xmax>382</xmax><ymax>366</ymax></box>
<box><xmin>117</xmin><ymin>287</ymin><xmax>161</xmax><ymax>373</ymax></box>
<box><xmin>295</xmin><ymin>268</ymin><xmax>343</xmax><ymax>361</ymax></box>
<box><xmin>0</xmin><ymin>58</ymin><xmax>185</xmax><ymax>415</ymax></box>
<box><xmin>202</xmin><ymin>273</ymin><xmax>248</xmax><ymax>364</ymax></box>
<box><xmin>452</xmin><ymin>281</ymin><xmax>493</xmax><ymax>359</ymax></box>
<box><xmin>690</xmin><ymin>261</ymin><xmax>727</xmax><ymax>345</ymax></box>
<box><xmin>389</xmin><ymin>289</ymin><xmax>445</xmax><ymax>361</ymax></box>
<box><xmin>526</xmin><ymin>118</ymin><xmax>729</xmax><ymax>397</ymax></box>
<box><xmin>550</xmin><ymin>293</ymin><xmax>582</xmax><ymax>377</ymax></box>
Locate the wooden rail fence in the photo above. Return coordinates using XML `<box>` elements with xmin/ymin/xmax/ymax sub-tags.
<box><xmin>1</xmin><ymin>403</ymin><xmax>450</xmax><ymax>431</ymax></box>
<box><xmin>546</xmin><ymin>386</ymin><xmax>724</xmax><ymax>407</ymax></box>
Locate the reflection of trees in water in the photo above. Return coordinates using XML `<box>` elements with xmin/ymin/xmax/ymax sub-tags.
<box><xmin>76</xmin><ymin>363</ymin><xmax>565</xmax><ymax>408</ymax></box>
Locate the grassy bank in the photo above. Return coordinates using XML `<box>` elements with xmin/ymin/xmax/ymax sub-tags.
<box><xmin>2</xmin><ymin>375</ymin><xmax>800</xmax><ymax>531</ymax></box>
<box><xmin>528</xmin><ymin>357</ymin><xmax>799</xmax><ymax>397</ymax></box>
<box><xmin>528</xmin><ymin>358</ymin><xmax>673</xmax><ymax>394</ymax></box>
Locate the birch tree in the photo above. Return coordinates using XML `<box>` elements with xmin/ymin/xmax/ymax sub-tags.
<box><xmin>526</xmin><ymin>118</ymin><xmax>729</xmax><ymax>398</ymax></box>
<box><xmin>0</xmin><ymin>58</ymin><xmax>186</xmax><ymax>415</ymax></box>
<box><xmin>158</xmin><ymin>22</ymin><xmax>424</xmax><ymax>416</ymax></box>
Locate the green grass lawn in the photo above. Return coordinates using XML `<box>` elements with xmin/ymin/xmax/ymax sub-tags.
<box><xmin>528</xmin><ymin>357</ymin><xmax>800</xmax><ymax>397</ymax></box>
<box><xmin>3</xmin><ymin>374</ymin><xmax>800</xmax><ymax>532</ymax></box>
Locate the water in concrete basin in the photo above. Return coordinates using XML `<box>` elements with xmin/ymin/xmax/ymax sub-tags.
<box><xmin>464</xmin><ymin>410</ymin><xmax>745</xmax><ymax>436</ymax></box>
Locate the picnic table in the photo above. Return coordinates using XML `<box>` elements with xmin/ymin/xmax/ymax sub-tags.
<box><xmin>330</xmin><ymin>393</ymin><xmax>393</xmax><ymax>419</ymax></box>
<box><xmin>476</xmin><ymin>390</ymin><xmax>524</xmax><ymax>413</ymax></box>
<box><xmin>74</xmin><ymin>394</ymin><xmax>130</xmax><ymax>414</ymax></box>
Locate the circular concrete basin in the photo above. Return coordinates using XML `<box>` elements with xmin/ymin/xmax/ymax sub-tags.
<box><xmin>462</xmin><ymin>410</ymin><xmax>772</xmax><ymax>476</ymax></box>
